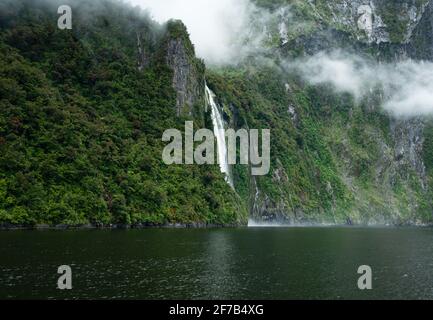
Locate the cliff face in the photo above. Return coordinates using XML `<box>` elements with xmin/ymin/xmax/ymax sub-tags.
<box><xmin>325</xmin><ymin>0</ymin><xmax>430</xmax><ymax>44</ymax></box>
<box><xmin>392</xmin><ymin>119</ymin><xmax>427</xmax><ymax>187</ymax></box>
<box><xmin>164</xmin><ymin>22</ymin><xmax>206</xmax><ymax>118</ymax></box>
<box><xmin>408</xmin><ymin>0</ymin><xmax>433</xmax><ymax>59</ymax></box>
<box><xmin>136</xmin><ymin>20</ymin><xmax>206</xmax><ymax>118</ymax></box>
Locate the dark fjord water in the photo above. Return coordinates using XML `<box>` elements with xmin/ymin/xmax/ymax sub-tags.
<box><xmin>1</xmin><ymin>227</ymin><xmax>433</xmax><ymax>300</ymax></box>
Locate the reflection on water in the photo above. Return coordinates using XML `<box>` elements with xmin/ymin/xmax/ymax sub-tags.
<box><xmin>204</xmin><ymin>231</ymin><xmax>238</xmax><ymax>299</ymax></box>
<box><xmin>1</xmin><ymin>227</ymin><xmax>433</xmax><ymax>299</ymax></box>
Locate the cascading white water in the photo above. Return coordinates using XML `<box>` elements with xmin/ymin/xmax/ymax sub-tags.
<box><xmin>205</xmin><ymin>85</ymin><xmax>234</xmax><ymax>188</ymax></box>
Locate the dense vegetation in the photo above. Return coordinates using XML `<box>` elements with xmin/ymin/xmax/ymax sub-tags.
<box><xmin>0</xmin><ymin>0</ymin><xmax>246</xmax><ymax>227</ymax></box>
<box><xmin>205</xmin><ymin>0</ymin><xmax>433</xmax><ymax>224</ymax></box>
<box><xmin>1</xmin><ymin>0</ymin><xmax>432</xmax><ymax>227</ymax></box>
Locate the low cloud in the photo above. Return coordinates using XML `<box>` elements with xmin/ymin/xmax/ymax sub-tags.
<box><xmin>288</xmin><ymin>51</ymin><xmax>433</xmax><ymax>118</ymax></box>
<box><xmin>127</xmin><ymin>1</ymin><xmax>433</xmax><ymax>118</ymax></box>
<box><xmin>128</xmin><ymin>0</ymin><xmax>263</xmax><ymax>65</ymax></box>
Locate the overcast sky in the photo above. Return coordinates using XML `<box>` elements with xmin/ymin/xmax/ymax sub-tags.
<box><xmin>128</xmin><ymin>0</ymin><xmax>253</xmax><ymax>65</ymax></box>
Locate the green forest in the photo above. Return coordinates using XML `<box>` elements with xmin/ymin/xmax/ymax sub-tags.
<box><xmin>0</xmin><ymin>0</ymin><xmax>245</xmax><ymax>227</ymax></box>
<box><xmin>1</xmin><ymin>0</ymin><xmax>433</xmax><ymax>227</ymax></box>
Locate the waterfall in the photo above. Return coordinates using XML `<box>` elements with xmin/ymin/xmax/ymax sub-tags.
<box><xmin>205</xmin><ymin>85</ymin><xmax>234</xmax><ymax>188</ymax></box>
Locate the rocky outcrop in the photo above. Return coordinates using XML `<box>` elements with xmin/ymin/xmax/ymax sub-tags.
<box><xmin>165</xmin><ymin>21</ymin><xmax>205</xmax><ymax>117</ymax></box>
<box><xmin>407</xmin><ymin>0</ymin><xmax>433</xmax><ymax>60</ymax></box>
<box><xmin>325</xmin><ymin>0</ymin><xmax>429</xmax><ymax>44</ymax></box>
<box><xmin>250</xmin><ymin>174</ymin><xmax>288</xmax><ymax>223</ymax></box>
<box><xmin>392</xmin><ymin>119</ymin><xmax>427</xmax><ymax>189</ymax></box>
<box><xmin>327</xmin><ymin>0</ymin><xmax>389</xmax><ymax>43</ymax></box>
<box><xmin>135</xmin><ymin>21</ymin><xmax>205</xmax><ymax>117</ymax></box>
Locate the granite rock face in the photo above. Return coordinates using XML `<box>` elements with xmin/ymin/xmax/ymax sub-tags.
<box><xmin>407</xmin><ymin>0</ymin><xmax>433</xmax><ymax>60</ymax></box>
<box><xmin>392</xmin><ymin>119</ymin><xmax>427</xmax><ymax>188</ymax></box>
<box><xmin>165</xmin><ymin>23</ymin><xmax>205</xmax><ymax>117</ymax></box>
<box><xmin>325</xmin><ymin>0</ymin><xmax>429</xmax><ymax>44</ymax></box>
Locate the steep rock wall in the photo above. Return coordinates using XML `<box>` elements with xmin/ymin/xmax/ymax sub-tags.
<box><xmin>164</xmin><ymin>21</ymin><xmax>206</xmax><ymax>118</ymax></box>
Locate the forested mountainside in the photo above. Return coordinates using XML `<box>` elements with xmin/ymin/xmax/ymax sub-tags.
<box><xmin>1</xmin><ymin>0</ymin><xmax>433</xmax><ymax>227</ymax></box>
<box><xmin>0</xmin><ymin>0</ymin><xmax>246</xmax><ymax>227</ymax></box>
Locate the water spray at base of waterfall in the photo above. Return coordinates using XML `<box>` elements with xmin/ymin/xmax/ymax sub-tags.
<box><xmin>248</xmin><ymin>219</ymin><xmax>285</xmax><ymax>227</ymax></box>
<box><xmin>247</xmin><ymin>219</ymin><xmax>341</xmax><ymax>228</ymax></box>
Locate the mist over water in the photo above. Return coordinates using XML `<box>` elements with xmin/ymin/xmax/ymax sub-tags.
<box><xmin>247</xmin><ymin>219</ymin><xmax>340</xmax><ymax>228</ymax></box>
<box><xmin>248</xmin><ymin>219</ymin><xmax>284</xmax><ymax>227</ymax></box>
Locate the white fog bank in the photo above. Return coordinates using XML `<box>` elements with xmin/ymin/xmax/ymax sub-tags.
<box><xmin>288</xmin><ymin>51</ymin><xmax>433</xmax><ymax>117</ymax></box>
